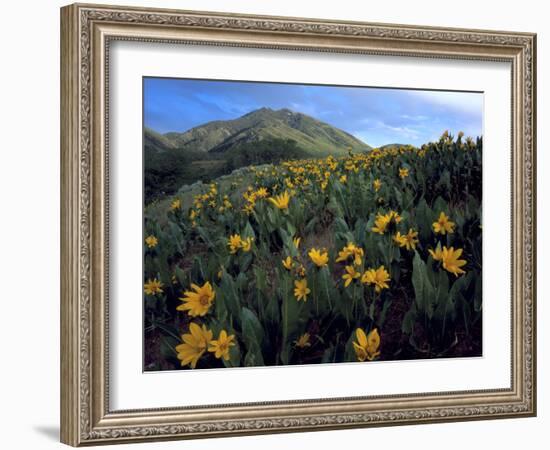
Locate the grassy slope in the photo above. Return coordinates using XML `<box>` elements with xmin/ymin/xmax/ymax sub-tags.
<box><xmin>162</xmin><ymin>108</ymin><xmax>371</xmax><ymax>156</ymax></box>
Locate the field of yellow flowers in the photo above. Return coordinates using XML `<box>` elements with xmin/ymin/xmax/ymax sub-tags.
<box><xmin>143</xmin><ymin>131</ymin><xmax>482</xmax><ymax>370</ymax></box>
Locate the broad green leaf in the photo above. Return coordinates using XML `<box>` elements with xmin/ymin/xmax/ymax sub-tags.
<box><xmin>243</xmin><ymin>221</ymin><xmax>256</xmax><ymax>239</ymax></box>
<box><xmin>219</xmin><ymin>273</ymin><xmax>241</xmax><ymax>327</ymax></box>
<box><xmin>401</xmin><ymin>305</ymin><xmax>417</xmax><ymax>335</ymax></box>
<box><xmin>241</xmin><ymin>307</ymin><xmax>264</xmax><ymax>344</ymax></box>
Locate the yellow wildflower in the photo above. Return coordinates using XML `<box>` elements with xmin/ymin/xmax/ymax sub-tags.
<box><xmin>242</xmin><ymin>203</ymin><xmax>255</xmax><ymax>215</ymax></box>
<box><xmin>429</xmin><ymin>245</ymin><xmax>444</xmax><ymax>261</ymax></box>
<box><xmin>227</xmin><ymin>234</ymin><xmax>242</xmax><ymax>254</ymax></box>
<box><xmin>393</xmin><ymin>228</ymin><xmax>419</xmax><ymax>250</ymax></box>
<box><xmin>373</xmin><ymin>210</ymin><xmax>402</xmax><ymax>234</ymax></box>
<box><xmin>255</xmin><ymin>187</ymin><xmax>269</xmax><ymax>198</ymax></box>
<box><xmin>335</xmin><ymin>242</ymin><xmax>364</xmax><ymax>266</ymax></box>
<box><xmin>177</xmin><ymin>282</ymin><xmax>215</xmax><ymax>317</ymax></box>
<box><xmin>293</xmin><ymin>236</ymin><xmax>301</xmax><ymax>249</ymax></box>
<box><xmin>282</xmin><ymin>256</ymin><xmax>294</xmax><ymax>271</ymax></box>
<box><xmin>308</xmin><ymin>248</ymin><xmax>329</xmax><ymax>267</ymax></box>
<box><xmin>440</xmin><ymin>246</ymin><xmax>467</xmax><ymax>276</ymax></box>
<box><xmin>241</xmin><ymin>237</ymin><xmax>254</xmax><ymax>252</ymax></box>
<box><xmin>342</xmin><ymin>265</ymin><xmax>361</xmax><ymax>287</ymax></box>
<box><xmin>294</xmin><ymin>333</ymin><xmax>311</xmax><ymax>348</ymax></box>
<box><xmin>361</xmin><ymin>266</ymin><xmax>390</xmax><ymax>292</ymax></box>
<box><xmin>371</xmin><ymin>213</ymin><xmax>391</xmax><ymax>234</ymax></box>
<box><xmin>145</xmin><ymin>235</ymin><xmax>158</xmax><ymax>248</ymax></box>
<box><xmin>433</xmin><ymin>212</ymin><xmax>455</xmax><ymax>235</ymax></box>
<box><xmin>389</xmin><ymin>210</ymin><xmax>402</xmax><ymax>223</ymax></box>
<box><xmin>208</xmin><ymin>330</ymin><xmax>235</xmax><ymax>361</ymax></box>
<box><xmin>170</xmin><ymin>198</ymin><xmax>181</xmax><ymax>211</ymax></box>
<box><xmin>353</xmin><ymin>328</ymin><xmax>381</xmax><ymax>361</ymax></box>
<box><xmin>268</xmin><ymin>191</ymin><xmax>291</xmax><ymax>210</ymax></box>
<box><xmin>144</xmin><ymin>278</ymin><xmax>163</xmax><ymax>296</ymax></box>
<box><xmin>294</xmin><ymin>278</ymin><xmax>311</xmax><ymax>302</ymax></box>
<box><xmin>399</xmin><ymin>167</ymin><xmax>409</xmax><ymax>179</ymax></box>
<box><xmin>175</xmin><ymin>323</ymin><xmax>213</xmax><ymax>369</ymax></box>
<box><xmin>373</xmin><ymin>179</ymin><xmax>382</xmax><ymax>192</ymax></box>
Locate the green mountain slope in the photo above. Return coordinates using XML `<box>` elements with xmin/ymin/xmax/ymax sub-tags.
<box><xmin>144</xmin><ymin>127</ymin><xmax>176</xmax><ymax>151</ymax></box>
<box><xmin>159</xmin><ymin>107</ymin><xmax>371</xmax><ymax>156</ymax></box>
<box><xmin>144</xmin><ymin>108</ymin><xmax>373</xmax><ymax>203</ymax></box>
<box><xmin>378</xmin><ymin>143</ymin><xmax>416</xmax><ymax>151</ymax></box>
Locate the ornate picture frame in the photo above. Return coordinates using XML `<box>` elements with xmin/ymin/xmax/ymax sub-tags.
<box><xmin>60</xmin><ymin>3</ymin><xmax>536</xmax><ymax>446</ymax></box>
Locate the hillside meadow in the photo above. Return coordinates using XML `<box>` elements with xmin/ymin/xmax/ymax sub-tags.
<box><xmin>143</xmin><ymin>131</ymin><xmax>482</xmax><ymax>371</ymax></box>
<box><xmin>144</xmin><ymin>107</ymin><xmax>370</xmax><ymax>203</ymax></box>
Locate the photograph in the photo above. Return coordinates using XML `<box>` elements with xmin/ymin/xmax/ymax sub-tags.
<box><xmin>142</xmin><ymin>78</ymin><xmax>483</xmax><ymax>371</ymax></box>
<box><xmin>57</xmin><ymin>3</ymin><xmax>537</xmax><ymax>445</ymax></box>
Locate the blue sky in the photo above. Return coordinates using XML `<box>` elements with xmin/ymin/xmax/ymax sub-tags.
<box><xmin>144</xmin><ymin>78</ymin><xmax>483</xmax><ymax>148</ymax></box>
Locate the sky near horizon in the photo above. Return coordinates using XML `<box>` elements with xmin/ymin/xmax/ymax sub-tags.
<box><xmin>144</xmin><ymin>77</ymin><xmax>483</xmax><ymax>148</ymax></box>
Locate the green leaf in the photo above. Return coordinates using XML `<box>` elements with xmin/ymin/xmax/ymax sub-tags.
<box><xmin>154</xmin><ymin>321</ymin><xmax>182</xmax><ymax>342</ymax></box>
<box><xmin>304</xmin><ymin>216</ymin><xmax>319</xmax><ymax>234</ymax></box>
<box><xmin>343</xmin><ymin>331</ymin><xmax>357</xmax><ymax>362</ymax></box>
<box><xmin>474</xmin><ymin>274</ymin><xmax>482</xmax><ymax>312</ymax></box>
<box><xmin>279</xmin><ymin>274</ymin><xmax>303</xmax><ymax>364</ymax></box>
<box><xmin>377</xmin><ymin>298</ymin><xmax>393</xmax><ymax>328</ymax></box>
<box><xmin>196</xmin><ymin>226</ymin><xmax>215</xmax><ymax>249</ymax></box>
<box><xmin>321</xmin><ymin>345</ymin><xmax>336</xmax><ymax>363</ymax></box>
<box><xmin>353</xmin><ymin>218</ymin><xmax>367</xmax><ymax>246</ymax></box>
<box><xmin>264</xmin><ymin>293</ymin><xmax>280</xmax><ymax>326</ymax></box>
<box><xmin>316</xmin><ymin>267</ymin><xmax>333</xmax><ymax>314</ymax></box>
<box><xmin>412</xmin><ymin>251</ymin><xmax>435</xmax><ymax>318</ymax></box>
<box><xmin>416</xmin><ymin>197</ymin><xmax>433</xmax><ymax>241</ymax></box>
<box><xmin>191</xmin><ymin>256</ymin><xmax>206</xmax><ymax>282</ymax></box>
<box><xmin>174</xmin><ymin>266</ymin><xmax>187</xmax><ymax>286</ymax></box>
<box><xmin>286</xmin><ymin>222</ymin><xmax>296</xmax><ymax>238</ymax></box>
<box><xmin>219</xmin><ymin>273</ymin><xmax>241</xmax><ymax>327</ymax></box>
<box><xmin>240</xmin><ymin>307</ymin><xmax>265</xmax><ymax>366</ymax></box>
<box><xmin>243</xmin><ymin>221</ymin><xmax>256</xmax><ymax>239</ymax></box>
<box><xmin>401</xmin><ymin>305</ymin><xmax>417</xmax><ymax>335</ymax></box>
<box><xmin>223</xmin><ymin>341</ymin><xmax>241</xmax><ymax>368</ymax></box>
<box><xmin>239</xmin><ymin>252</ymin><xmax>253</xmax><ymax>273</ymax></box>
<box><xmin>333</xmin><ymin>217</ymin><xmax>350</xmax><ymax>234</ymax></box>
<box><xmin>433</xmin><ymin>196</ymin><xmax>448</xmax><ymax>216</ymax></box>
<box><xmin>241</xmin><ymin>307</ymin><xmax>264</xmax><ymax>344</ymax></box>
<box><xmin>160</xmin><ymin>336</ymin><xmax>179</xmax><ymax>361</ymax></box>
<box><xmin>243</xmin><ymin>347</ymin><xmax>263</xmax><ymax>367</ymax></box>
<box><xmin>393</xmin><ymin>186</ymin><xmax>403</xmax><ymax>206</ymax></box>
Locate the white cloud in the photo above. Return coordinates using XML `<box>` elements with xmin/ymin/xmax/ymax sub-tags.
<box><xmin>400</xmin><ymin>114</ymin><xmax>429</xmax><ymax>121</ymax></box>
<box><xmin>357</xmin><ymin>119</ymin><xmax>422</xmax><ymax>140</ymax></box>
<box><xmin>406</xmin><ymin>90</ymin><xmax>483</xmax><ymax>118</ymax></box>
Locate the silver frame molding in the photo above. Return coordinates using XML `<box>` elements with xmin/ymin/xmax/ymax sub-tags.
<box><xmin>60</xmin><ymin>3</ymin><xmax>536</xmax><ymax>446</ymax></box>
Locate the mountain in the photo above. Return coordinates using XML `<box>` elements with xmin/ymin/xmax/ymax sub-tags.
<box><xmin>378</xmin><ymin>143</ymin><xmax>416</xmax><ymax>150</ymax></box>
<box><xmin>151</xmin><ymin>107</ymin><xmax>371</xmax><ymax>156</ymax></box>
<box><xmin>144</xmin><ymin>108</ymin><xmax>373</xmax><ymax>203</ymax></box>
<box><xmin>144</xmin><ymin>127</ymin><xmax>176</xmax><ymax>151</ymax></box>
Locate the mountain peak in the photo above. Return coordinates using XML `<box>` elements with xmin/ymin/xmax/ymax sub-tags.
<box><xmin>150</xmin><ymin>108</ymin><xmax>371</xmax><ymax>155</ymax></box>
<box><xmin>278</xmin><ymin>107</ymin><xmax>294</xmax><ymax>114</ymax></box>
<box><xmin>245</xmin><ymin>107</ymin><xmax>299</xmax><ymax>118</ymax></box>
<box><xmin>246</xmin><ymin>106</ymin><xmax>273</xmax><ymax>114</ymax></box>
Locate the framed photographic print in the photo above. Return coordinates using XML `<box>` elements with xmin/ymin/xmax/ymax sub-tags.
<box><xmin>60</xmin><ymin>3</ymin><xmax>537</xmax><ymax>446</ymax></box>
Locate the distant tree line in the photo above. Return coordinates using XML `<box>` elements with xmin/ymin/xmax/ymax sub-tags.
<box><xmin>222</xmin><ymin>138</ymin><xmax>309</xmax><ymax>171</ymax></box>
<box><xmin>144</xmin><ymin>138</ymin><xmax>309</xmax><ymax>203</ymax></box>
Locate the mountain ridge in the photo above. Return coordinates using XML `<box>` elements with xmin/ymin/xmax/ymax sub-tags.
<box><xmin>148</xmin><ymin>107</ymin><xmax>372</xmax><ymax>156</ymax></box>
